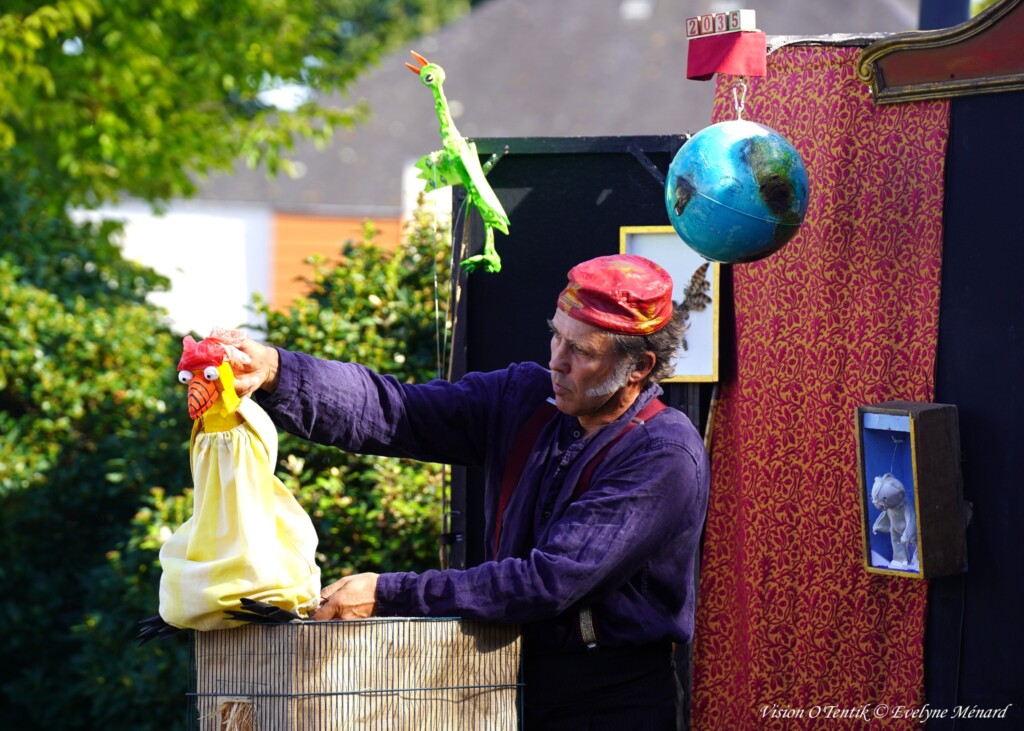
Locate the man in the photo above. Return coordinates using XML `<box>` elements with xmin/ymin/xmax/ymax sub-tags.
<box><xmin>233</xmin><ymin>254</ymin><xmax>710</xmax><ymax>729</ymax></box>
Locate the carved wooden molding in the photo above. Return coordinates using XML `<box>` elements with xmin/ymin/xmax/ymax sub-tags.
<box><xmin>857</xmin><ymin>0</ymin><xmax>1024</xmax><ymax>103</ymax></box>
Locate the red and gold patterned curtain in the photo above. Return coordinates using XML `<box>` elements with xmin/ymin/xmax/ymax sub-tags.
<box><xmin>692</xmin><ymin>46</ymin><xmax>949</xmax><ymax>730</ymax></box>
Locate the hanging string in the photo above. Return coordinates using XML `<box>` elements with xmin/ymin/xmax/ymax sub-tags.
<box><xmin>732</xmin><ymin>80</ymin><xmax>747</xmax><ymax>120</ymax></box>
<box><xmin>889</xmin><ymin>433</ymin><xmax>904</xmax><ymax>475</ymax></box>
<box><xmin>426</xmin><ymin>159</ymin><xmax>456</xmax><ymax>571</ymax></box>
<box><xmin>429</xmin><ymin>158</ymin><xmax>446</xmax><ymax>383</ymax></box>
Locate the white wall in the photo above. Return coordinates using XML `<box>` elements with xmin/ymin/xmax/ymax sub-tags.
<box><xmin>78</xmin><ymin>200</ymin><xmax>273</xmax><ymax>337</ymax></box>
<box><xmin>402</xmin><ymin>161</ymin><xmax>453</xmax><ymax>224</ymax></box>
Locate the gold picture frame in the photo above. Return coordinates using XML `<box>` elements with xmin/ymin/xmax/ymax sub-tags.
<box><xmin>620</xmin><ymin>226</ymin><xmax>720</xmax><ymax>383</ymax></box>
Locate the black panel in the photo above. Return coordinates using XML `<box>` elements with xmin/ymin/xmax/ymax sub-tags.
<box><xmin>448</xmin><ymin>135</ymin><xmax>703</xmax><ymax>568</ymax></box>
<box><xmin>445</xmin><ymin>136</ymin><xmax>709</xmax><ymax>729</ymax></box>
<box><xmin>928</xmin><ymin>91</ymin><xmax>1024</xmax><ymax>728</ymax></box>
<box><xmin>460</xmin><ymin>138</ymin><xmax>685</xmax><ymax>376</ymax></box>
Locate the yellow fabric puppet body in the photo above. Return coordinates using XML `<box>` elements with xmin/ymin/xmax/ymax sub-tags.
<box><xmin>159</xmin><ymin>333</ymin><xmax>321</xmax><ymax>631</ymax></box>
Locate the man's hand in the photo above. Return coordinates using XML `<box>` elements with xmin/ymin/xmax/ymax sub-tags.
<box><xmin>232</xmin><ymin>339</ymin><xmax>281</xmax><ymax>398</ymax></box>
<box><xmin>313</xmin><ymin>573</ymin><xmax>380</xmax><ymax>620</ymax></box>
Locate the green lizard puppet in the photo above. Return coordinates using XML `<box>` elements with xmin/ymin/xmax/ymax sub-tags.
<box><xmin>406</xmin><ymin>50</ymin><xmax>510</xmax><ymax>273</ymax></box>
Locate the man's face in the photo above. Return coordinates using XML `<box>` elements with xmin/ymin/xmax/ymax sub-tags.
<box><xmin>548</xmin><ymin>309</ymin><xmax>633</xmax><ymax>431</ymax></box>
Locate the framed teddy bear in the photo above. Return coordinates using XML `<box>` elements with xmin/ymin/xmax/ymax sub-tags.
<box><xmin>856</xmin><ymin>401</ymin><xmax>968</xmax><ymax>579</ymax></box>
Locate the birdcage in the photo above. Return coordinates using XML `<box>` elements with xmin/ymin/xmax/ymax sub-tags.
<box><xmin>187</xmin><ymin>618</ymin><xmax>521</xmax><ymax>730</ymax></box>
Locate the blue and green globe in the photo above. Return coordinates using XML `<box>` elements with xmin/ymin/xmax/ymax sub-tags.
<box><xmin>665</xmin><ymin>120</ymin><xmax>809</xmax><ymax>263</ymax></box>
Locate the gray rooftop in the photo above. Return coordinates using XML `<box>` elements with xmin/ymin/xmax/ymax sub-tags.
<box><xmin>196</xmin><ymin>0</ymin><xmax>919</xmax><ymax>216</ymax></box>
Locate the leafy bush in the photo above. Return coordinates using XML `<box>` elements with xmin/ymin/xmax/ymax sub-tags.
<box><xmin>0</xmin><ymin>181</ymin><xmax>453</xmax><ymax>729</ymax></box>
<box><xmin>254</xmin><ymin>205</ymin><xmax>452</xmax><ymax>577</ymax></box>
<box><xmin>0</xmin><ymin>174</ymin><xmax>193</xmax><ymax>729</ymax></box>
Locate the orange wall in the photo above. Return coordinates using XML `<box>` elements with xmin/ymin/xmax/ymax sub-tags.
<box><xmin>271</xmin><ymin>214</ymin><xmax>402</xmax><ymax>310</ymax></box>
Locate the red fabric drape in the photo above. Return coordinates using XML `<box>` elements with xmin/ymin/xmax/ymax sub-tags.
<box><xmin>692</xmin><ymin>46</ymin><xmax>949</xmax><ymax>730</ymax></box>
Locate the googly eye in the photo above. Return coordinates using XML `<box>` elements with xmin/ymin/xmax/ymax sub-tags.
<box><xmin>178</xmin><ymin>370</ymin><xmax>194</xmax><ymax>385</ymax></box>
<box><xmin>203</xmin><ymin>366</ymin><xmax>220</xmax><ymax>381</ymax></box>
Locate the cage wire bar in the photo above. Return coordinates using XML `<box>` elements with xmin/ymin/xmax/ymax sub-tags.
<box><xmin>187</xmin><ymin>618</ymin><xmax>522</xmax><ymax>730</ymax></box>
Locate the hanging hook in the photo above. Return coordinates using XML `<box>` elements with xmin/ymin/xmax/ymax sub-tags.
<box><xmin>732</xmin><ymin>80</ymin><xmax>748</xmax><ymax>121</ymax></box>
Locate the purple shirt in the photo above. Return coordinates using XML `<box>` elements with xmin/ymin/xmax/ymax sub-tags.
<box><xmin>257</xmin><ymin>350</ymin><xmax>709</xmax><ymax>651</ymax></box>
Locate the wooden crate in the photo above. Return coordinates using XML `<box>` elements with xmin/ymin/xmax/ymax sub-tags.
<box><xmin>856</xmin><ymin>401</ymin><xmax>968</xmax><ymax>578</ymax></box>
<box><xmin>190</xmin><ymin>619</ymin><xmax>521</xmax><ymax>730</ymax></box>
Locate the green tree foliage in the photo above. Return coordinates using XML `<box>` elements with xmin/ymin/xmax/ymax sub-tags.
<box><xmin>0</xmin><ymin>0</ymin><xmax>469</xmax><ymax>210</ymax></box>
<box><xmin>1</xmin><ymin>2</ymin><xmax>468</xmax><ymax>725</ymax></box>
<box><xmin>0</xmin><ymin>189</ymin><xmax>454</xmax><ymax>728</ymax></box>
<box><xmin>0</xmin><ymin>175</ymin><xmax>193</xmax><ymax>728</ymax></box>
<box><xmin>255</xmin><ymin>202</ymin><xmax>451</xmax><ymax>576</ymax></box>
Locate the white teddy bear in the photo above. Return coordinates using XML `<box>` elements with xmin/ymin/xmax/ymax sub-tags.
<box><xmin>871</xmin><ymin>473</ymin><xmax>917</xmax><ymax>569</ymax></box>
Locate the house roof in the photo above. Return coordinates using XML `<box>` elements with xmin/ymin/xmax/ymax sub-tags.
<box><xmin>195</xmin><ymin>0</ymin><xmax>918</xmax><ymax>217</ymax></box>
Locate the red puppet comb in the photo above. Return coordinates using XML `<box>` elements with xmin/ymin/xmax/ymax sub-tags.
<box><xmin>178</xmin><ymin>329</ymin><xmax>248</xmax><ymax>371</ymax></box>
<box><xmin>178</xmin><ymin>336</ymin><xmax>227</xmax><ymax>371</ymax></box>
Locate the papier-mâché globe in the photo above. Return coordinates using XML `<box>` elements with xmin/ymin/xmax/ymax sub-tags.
<box><xmin>665</xmin><ymin>120</ymin><xmax>809</xmax><ymax>263</ymax></box>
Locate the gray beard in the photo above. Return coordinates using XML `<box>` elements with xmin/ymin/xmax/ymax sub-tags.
<box><xmin>585</xmin><ymin>359</ymin><xmax>634</xmax><ymax>398</ymax></box>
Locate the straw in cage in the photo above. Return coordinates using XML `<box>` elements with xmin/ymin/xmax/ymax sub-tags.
<box><xmin>189</xmin><ymin>617</ymin><xmax>522</xmax><ymax>731</ymax></box>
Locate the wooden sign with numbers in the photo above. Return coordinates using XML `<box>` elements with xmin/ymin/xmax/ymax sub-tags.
<box><xmin>685</xmin><ymin>8</ymin><xmax>765</xmax><ymax>80</ymax></box>
<box><xmin>685</xmin><ymin>9</ymin><xmax>756</xmax><ymax>38</ymax></box>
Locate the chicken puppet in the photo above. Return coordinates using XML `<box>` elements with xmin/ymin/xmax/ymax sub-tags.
<box><xmin>155</xmin><ymin>328</ymin><xmax>321</xmax><ymax>631</ymax></box>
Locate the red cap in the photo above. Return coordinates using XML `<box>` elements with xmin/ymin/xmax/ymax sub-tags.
<box><xmin>557</xmin><ymin>255</ymin><xmax>673</xmax><ymax>335</ymax></box>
